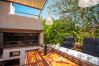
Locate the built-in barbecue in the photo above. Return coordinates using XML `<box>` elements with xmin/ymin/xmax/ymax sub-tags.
<box><xmin>3</xmin><ymin>32</ymin><xmax>39</xmax><ymax>48</ymax></box>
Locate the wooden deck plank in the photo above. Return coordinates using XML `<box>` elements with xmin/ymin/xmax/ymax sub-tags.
<box><xmin>25</xmin><ymin>50</ymin><xmax>79</xmax><ymax>66</ymax></box>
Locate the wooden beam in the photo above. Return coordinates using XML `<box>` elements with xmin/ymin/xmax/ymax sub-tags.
<box><xmin>0</xmin><ymin>28</ymin><xmax>43</xmax><ymax>33</ymax></box>
<box><xmin>6</xmin><ymin>0</ymin><xmax>46</xmax><ymax>10</ymax></box>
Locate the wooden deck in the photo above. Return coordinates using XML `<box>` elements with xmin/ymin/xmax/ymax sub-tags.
<box><xmin>25</xmin><ymin>50</ymin><xmax>79</xmax><ymax>66</ymax></box>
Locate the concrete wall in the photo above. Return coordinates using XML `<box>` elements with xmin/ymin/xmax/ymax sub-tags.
<box><xmin>0</xmin><ymin>1</ymin><xmax>43</xmax><ymax>44</ymax></box>
<box><xmin>0</xmin><ymin>46</ymin><xmax>42</xmax><ymax>66</ymax></box>
<box><xmin>0</xmin><ymin>1</ymin><xmax>42</xmax><ymax>30</ymax></box>
<box><xmin>0</xmin><ymin>2</ymin><xmax>44</xmax><ymax>65</ymax></box>
<box><xmin>0</xmin><ymin>14</ymin><xmax>42</xmax><ymax>30</ymax></box>
<box><xmin>49</xmin><ymin>45</ymin><xmax>99</xmax><ymax>66</ymax></box>
<box><xmin>39</xmin><ymin>32</ymin><xmax>44</xmax><ymax>45</ymax></box>
<box><xmin>0</xmin><ymin>1</ymin><xmax>10</xmax><ymax>15</ymax></box>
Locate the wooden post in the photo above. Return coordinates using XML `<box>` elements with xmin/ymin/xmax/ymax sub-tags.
<box><xmin>44</xmin><ymin>43</ymin><xmax>47</xmax><ymax>55</ymax></box>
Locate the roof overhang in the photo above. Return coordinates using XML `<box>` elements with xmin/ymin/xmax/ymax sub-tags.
<box><xmin>5</xmin><ymin>0</ymin><xmax>46</xmax><ymax>10</ymax></box>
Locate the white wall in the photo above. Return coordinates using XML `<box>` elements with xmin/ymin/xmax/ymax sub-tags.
<box><xmin>9</xmin><ymin>3</ymin><xmax>15</xmax><ymax>14</ymax></box>
<box><xmin>49</xmin><ymin>45</ymin><xmax>99</xmax><ymax>66</ymax></box>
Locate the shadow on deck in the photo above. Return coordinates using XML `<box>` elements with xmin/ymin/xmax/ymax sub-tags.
<box><xmin>25</xmin><ymin>50</ymin><xmax>79</xmax><ymax>66</ymax></box>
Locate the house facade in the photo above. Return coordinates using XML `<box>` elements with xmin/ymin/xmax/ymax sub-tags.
<box><xmin>0</xmin><ymin>1</ymin><xmax>44</xmax><ymax>65</ymax></box>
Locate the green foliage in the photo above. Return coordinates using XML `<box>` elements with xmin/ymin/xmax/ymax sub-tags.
<box><xmin>43</xmin><ymin>19</ymin><xmax>75</xmax><ymax>44</ymax></box>
<box><xmin>43</xmin><ymin>0</ymin><xmax>99</xmax><ymax>45</ymax></box>
<box><xmin>47</xmin><ymin>0</ymin><xmax>99</xmax><ymax>28</ymax></box>
<box><xmin>95</xmin><ymin>28</ymin><xmax>99</xmax><ymax>37</ymax></box>
<box><xmin>43</xmin><ymin>19</ymin><xmax>96</xmax><ymax>44</ymax></box>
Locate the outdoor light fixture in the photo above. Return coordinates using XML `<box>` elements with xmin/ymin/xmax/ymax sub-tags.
<box><xmin>78</xmin><ymin>0</ymin><xmax>99</xmax><ymax>8</ymax></box>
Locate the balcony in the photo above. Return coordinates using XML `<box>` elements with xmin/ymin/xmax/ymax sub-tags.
<box><xmin>25</xmin><ymin>50</ymin><xmax>79</xmax><ymax>66</ymax></box>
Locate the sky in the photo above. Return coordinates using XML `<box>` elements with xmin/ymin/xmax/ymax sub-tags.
<box><xmin>13</xmin><ymin>0</ymin><xmax>60</xmax><ymax>19</ymax></box>
<box><xmin>13</xmin><ymin>2</ymin><xmax>49</xmax><ymax>19</ymax></box>
<box><xmin>13</xmin><ymin>0</ymin><xmax>99</xmax><ymax>20</ymax></box>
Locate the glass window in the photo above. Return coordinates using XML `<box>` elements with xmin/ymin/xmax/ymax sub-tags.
<box><xmin>12</xmin><ymin>3</ymin><xmax>41</xmax><ymax>18</ymax></box>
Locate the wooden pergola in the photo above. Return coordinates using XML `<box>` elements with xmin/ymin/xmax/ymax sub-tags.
<box><xmin>4</xmin><ymin>0</ymin><xmax>47</xmax><ymax>10</ymax></box>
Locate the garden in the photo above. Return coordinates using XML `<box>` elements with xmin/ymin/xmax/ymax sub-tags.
<box><xmin>42</xmin><ymin>0</ymin><xmax>99</xmax><ymax>57</ymax></box>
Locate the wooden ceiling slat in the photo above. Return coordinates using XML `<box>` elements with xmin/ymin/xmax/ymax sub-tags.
<box><xmin>7</xmin><ymin>0</ymin><xmax>46</xmax><ymax>10</ymax></box>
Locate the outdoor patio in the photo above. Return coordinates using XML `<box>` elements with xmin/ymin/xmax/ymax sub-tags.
<box><xmin>25</xmin><ymin>50</ymin><xmax>79</xmax><ymax>66</ymax></box>
<box><xmin>0</xmin><ymin>0</ymin><xmax>99</xmax><ymax>66</ymax></box>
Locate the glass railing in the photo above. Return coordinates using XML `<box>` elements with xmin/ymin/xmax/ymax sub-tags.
<box><xmin>15</xmin><ymin>11</ymin><xmax>39</xmax><ymax>19</ymax></box>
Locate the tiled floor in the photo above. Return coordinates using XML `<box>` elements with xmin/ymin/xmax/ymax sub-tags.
<box><xmin>25</xmin><ymin>50</ymin><xmax>79</xmax><ymax>66</ymax></box>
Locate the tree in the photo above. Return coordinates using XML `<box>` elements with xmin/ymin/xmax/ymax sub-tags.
<box><xmin>43</xmin><ymin>19</ymin><xmax>76</xmax><ymax>44</ymax></box>
<box><xmin>43</xmin><ymin>0</ymin><xmax>99</xmax><ymax>46</ymax></box>
<box><xmin>47</xmin><ymin>0</ymin><xmax>99</xmax><ymax>26</ymax></box>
